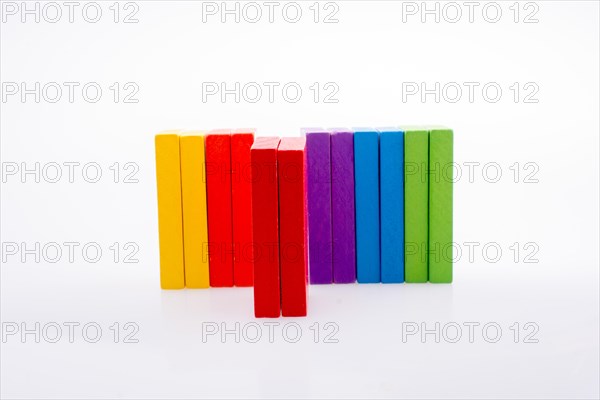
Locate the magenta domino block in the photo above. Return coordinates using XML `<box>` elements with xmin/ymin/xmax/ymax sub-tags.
<box><xmin>306</xmin><ymin>131</ymin><xmax>333</xmax><ymax>284</ymax></box>
<box><xmin>331</xmin><ymin>131</ymin><xmax>356</xmax><ymax>283</ymax></box>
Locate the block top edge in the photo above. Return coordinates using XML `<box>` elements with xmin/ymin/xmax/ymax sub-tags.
<box><xmin>327</xmin><ymin>127</ymin><xmax>351</xmax><ymax>133</ymax></box>
<box><xmin>378</xmin><ymin>127</ymin><xmax>404</xmax><ymax>133</ymax></box>
<box><xmin>305</xmin><ymin>131</ymin><xmax>330</xmax><ymax>137</ymax></box>
<box><xmin>428</xmin><ymin>126</ymin><xmax>453</xmax><ymax>133</ymax></box>
<box><xmin>278</xmin><ymin>137</ymin><xmax>306</xmax><ymax>151</ymax></box>
<box><xmin>352</xmin><ymin>127</ymin><xmax>377</xmax><ymax>133</ymax></box>
<box><xmin>180</xmin><ymin>130</ymin><xmax>206</xmax><ymax>136</ymax></box>
<box><xmin>156</xmin><ymin>129</ymin><xmax>182</xmax><ymax>137</ymax></box>
<box><xmin>300</xmin><ymin>127</ymin><xmax>324</xmax><ymax>136</ymax></box>
<box><xmin>251</xmin><ymin>137</ymin><xmax>281</xmax><ymax>150</ymax></box>
<box><xmin>331</xmin><ymin>130</ymin><xmax>353</xmax><ymax>136</ymax></box>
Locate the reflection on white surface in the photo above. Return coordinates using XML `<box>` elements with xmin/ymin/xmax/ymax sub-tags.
<box><xmin>1</xmin><ymin>264</ymin><xmax>598</xmax><ymax>398</ymax></box>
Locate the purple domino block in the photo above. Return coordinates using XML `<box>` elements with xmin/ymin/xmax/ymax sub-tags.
<box><xmin>306</xmin><ymin>132</ymin><xmax>333</xmax><ymax>284</ymax></box>
<box><xmin>331</xmin><ymin>131</ymin><xmax>356</xmax><ymax>283</ymax></box>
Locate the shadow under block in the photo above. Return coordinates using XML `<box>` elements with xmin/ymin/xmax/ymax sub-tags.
<box><xmin>306</xmin><ymin>132</ymin><xmax>333</xmax><ymax>284</ymax></box>
<box><xmin>205</xmin><ymin>129</ymin><xmax>234</xmax><ymax>287</ymax></box>
<box><xmin>429</xmin><ymin>128</ymin><xmax>453</xmax><ymax>283</ymax></box>
<box><xmin>251</xmin><ymin>137</ymin><xmax>282</xmax><ymax>318</ymax></box>
<box><xmin>278</xmin><ymin>137</ymin><xmax>308</xmax><ymax>317</ymax></box>
<box><xmin>180</xmin><ymin>133</ymin><xmax>210</xmax><ymax>288</ymax></box>
<box><xmin>155</xmin><ymin>132</ymin><xmax>185</xmax><ymax>289</ymax></box>
<box><xmin>404</xmin><ymin>129</ymin><xmax>429</xmax><ymax>283</ymax></box>
<box><xmin>231</xmin><ymin>130</ymin><xmax>255</xmax><ymax>287</ymax></box>
<box><xmin>331</xmin><ymin>131</ymin><xmax>356</xmax><ymax>283</ymax></box>
<box><xmin>379</xmin><ymin>129</ymin><xmax>405</xmax><ymax>283</ymax></box>
<box><xmin>354</xmin><ymin>130</ymin><xmax>380</xmax><ymax>283</ymax></box>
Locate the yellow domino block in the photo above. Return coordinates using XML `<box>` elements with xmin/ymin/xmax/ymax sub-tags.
<box><xmin>155</xmin><ymin>131</ymin><xmax>185</xmax><ymax>289</ymax></box>
<box><xmin>180</xmin><ymin>132</ymin><xmax>210</xmax><ymax>288</ymax></box>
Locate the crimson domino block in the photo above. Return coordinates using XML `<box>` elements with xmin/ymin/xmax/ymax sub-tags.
<box><xmin>278</xmin><ymin>137</ymin><xmax>308</xmax><ymax>317</ymax></box>
<box><xmin>251</xmin><ymin>137</ymin><xmax>281</xmax><ymax>317</ymax></box>
<box><xmin>330</xmin><ymin>131</ymin><xmax>356</xmax><ymax>283</ymax></box>
<box><xmin>306</xmin><ymin>131</ymin><xmax>333</xmax><ymax>284</ymax></box>
<box><xmin>205</xmin><ymin>129</ymin><xmax>234</xmax><ymax>287</ymax></box>
<box><xmin>231</xmin><ymin>129</ymin><xmax>255</xmax><ymax>287</ymax></box>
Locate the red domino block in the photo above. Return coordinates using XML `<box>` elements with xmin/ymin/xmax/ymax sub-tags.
<box><xmin>278</xmin><ymin>138</ymin><xmax>308</xmax><ymax>317</ymax></box>
<box><xmin>231</xmin><ymin>129</ymin><xmax>255</xmax><ymax>287</ymax></box>
<box><xmin>251</xmin><ymin>137</ymin><xmax>281</xmax><ymax>318</ymax></box>
<box><xmin>205</xmin><ymin>129</ymin><xmax>234</xmax><ymax>287</ymax></box>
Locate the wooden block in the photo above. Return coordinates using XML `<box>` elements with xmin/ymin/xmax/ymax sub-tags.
<box><xmin>306</xmin><ymin>131</ymin><xmax>333</xmax><ymax>284</ymax></box>
<box><xmin>379</xmin><ymin>128</ymin><xmax>405</xmax><ymax>283</ymax></box>
<box><xmin>155</xmin><ymin>131</ymin><xmax>185</xmax><ymax>289</ymax></box>
<box><xmin>331</xmin><ymin>131</ymin><xmax>356</xmax><ymax>283</ymax></box>
<box><xmin>429</xmin><ymin>128</ymin><xmax>453</xmax><ymax>283</ymax></box>
<box><xmin>251</xmin><ymin>137</ymin><xmax>281</xmax><ymax>317</ymax></box>
<box><xmin>354</xmin><ymin>129</ymin><xmax>380</xmax><ymax>283</ymax></box>
<box><xmin>231</xmin><ymin>129</ymin><xmax>255</xmax><ymax>287</ymax></box>
<box><xmin>404</xmin><ymin>129</ymin><xmax>429</xmax><ymax>283</ymax></box>
<box><xmin>205</xmin><ymin>129</ymin><xmax>234</xmax><ymax>287</ymax></box>
<box><xmin>179</xmin><ymin>132</ymin><xmax>210</xmax><ymax>289</ymax></box>
<box><xmin>278</xmin><ymin>137</ymin><xmax>308</xmax><ymax>317</ymax></box>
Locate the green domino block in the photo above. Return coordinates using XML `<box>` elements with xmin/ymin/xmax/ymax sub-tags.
<box><xmin>428</xmin><ymin>128</ymin><xmax>453</xmax><ymax>283</ymax></box>
<box><xmin>404</xmin><ymin>129</ymin><xmax>429</xmax><ymax>283</ymax></box>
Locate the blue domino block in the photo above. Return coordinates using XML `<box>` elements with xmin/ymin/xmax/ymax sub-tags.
<box><xmin>354</xmin><ymin>130</ymin><xmax>380</xmax><ymax>283</ymax></box>
<box><xmin>379</xmin><ymin>128</ymin><xmax>404</xmax><ymax>283</ymax></box>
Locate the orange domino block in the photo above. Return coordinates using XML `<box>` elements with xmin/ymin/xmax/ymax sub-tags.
<box><xmin>205</xmin><ymin>129</ymin><xmax>234</xmax><ymax>287</ymax></box>
<box><xmin>155</xmin><ymin>131</ymin><xmax>185</xmax><ymax>289</ymax></box>
<box><xmin>231</xmin><ymin>129</ymin><xmax>255</xmax><ymax>287</ymax></box>
<box><xmin>180</xmin><ymin>132</ymin><xmax>210</xmax><ymax>288</ymax></box>
<box><xmin>278</xmin><ymin>138</ymin><xmax>308</xmax><ymax>317</ymax></box>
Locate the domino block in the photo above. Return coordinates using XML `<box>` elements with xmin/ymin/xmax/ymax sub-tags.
<box><xmin>251</xmin><ymin>137</ymin><xmax>281</xmax><ymax>318</ymax></box>
<box><xmin>379</xmin><ymin>128</ymin><xmax>405</xmax><ymax>283</ymax></box>
<box><xmin>354</xmin><ymin>129</ymin><xmax>380</xmax><ymax>283</ymax></box>
<box><xmin>404</xmin><ymin>128</ymin><xmax>429</xmax><ymax>283</ymax></box>
<box><xmin>305</xmin><ymin>132</ymin><xmax>333</xmax><ymax>284</ymax></box>
<box><xmin>180</xmin><ymin>132</ymin><xmax>210</xmax><ymax>288</ymax></box>
<box><xmin>429</xmin><ymin>128</ymin><xmax>453</xmax><ymax>283</ymax></box>
<box><xmin>278</xmin><ymin>137</ymin><xmax>308</xmax><ymax>317</ymax></box>
<box><xmin>330</xmin><ymin>131</ymin><xmax>356</xmax><ymax>283</ymax></box>
<box><xmin>231</xmin><ymin>129</ymin><xmax>255</xmax><ymax>287</ymax></box>
<box><xmin>205</xmin><ymin>129</ymin><xmax>234</xmax><ymax>287</ymax></box>
<box><xmin>155</xmin><ymin>131</ymin><xmax>185</xmax><ymax>289</ymax></box>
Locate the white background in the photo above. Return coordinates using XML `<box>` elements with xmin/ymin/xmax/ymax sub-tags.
<box><xmin>1</xmin><ymin>1</ymin><xmax>599</xmax><ymax>398</ymax></box>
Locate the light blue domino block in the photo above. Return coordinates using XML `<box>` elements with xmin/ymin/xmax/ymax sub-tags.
<box><xmin>354</xmin><ymin>129</ymin><xmax>380</xmax><ymax>283</ymax></box>
<box><xmin>379</xmin><ymin>128</ymin><xmax>404</xmax><ymax>283</ymax></box>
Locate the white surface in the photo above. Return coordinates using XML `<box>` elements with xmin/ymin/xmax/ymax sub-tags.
<box><xmin>1</xmin><ymin>1</ymin><xmax>599</xmax><ymax>399</ymax></box>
